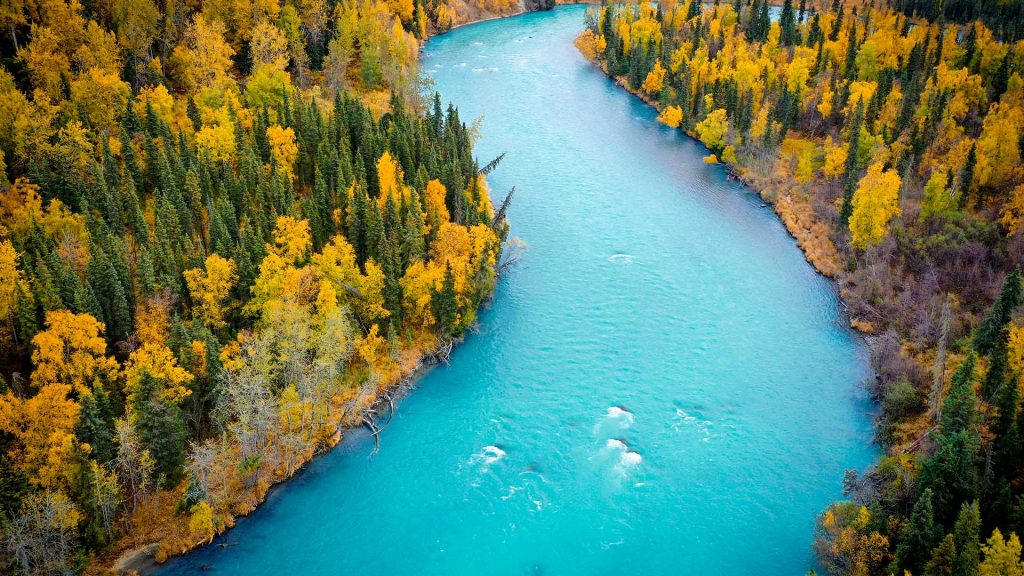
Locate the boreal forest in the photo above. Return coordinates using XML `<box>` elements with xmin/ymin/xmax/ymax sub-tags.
<box><xmin>0</xmin><ymin>0</ymin><xmax>522</xmax><ymax>572</ymax></box>
<box><xmin>578</xmin><ymin>0</ymin><xmax>1024</xmax><ymax>573</ymax></box>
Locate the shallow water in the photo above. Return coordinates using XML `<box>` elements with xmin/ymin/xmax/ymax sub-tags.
<box><xmin>157</xmin><ymin>7</ymin><xmax>875</xmax><ymax>575</ymax></box>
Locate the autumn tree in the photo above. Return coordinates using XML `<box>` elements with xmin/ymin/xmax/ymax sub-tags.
<box><xmin>30</xmin><ymin>311</ymin><xmax>118</xmax><ymax>394</ymax></box>
<box><xmin>185</xmin><ymin>254</ymin><xmax>239</xmax><ymax>329</ymax></box>
<box><xmin>849</xmin><ymin>163</ymin><xmax>902</xmax><ymax>248</ymax></box>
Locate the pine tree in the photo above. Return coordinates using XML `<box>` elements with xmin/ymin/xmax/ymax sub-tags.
<box><xmin>973</xmin><ymin>270</ymin><xmax>1022</xmax><ymax>355</ymax></box>
<box><xmin>780</xmin><ymin>0</ymin><xmax>797</xmax><ymax>45</ymax></box>
<box><xmin>364</xmin><ymin>201</ymin><xmax>385</xmax><ymax>266</ymax></box>
<box><xmin>838</xmin><ymin>100</ymin><xmax>865</xmax><ymax>227</ymax></box>
<box><xmin>432</xmin><ymin>262</ymin><xmax>459</xmax><ymax>337</ymax></box>
<box><xmin>941</xmin><ymin>353</ymin><xmax>978</xmax><ymax>436</ymax></box>
<box><xmin>924</xmin><ymin>534</ymin><xmax>956</xmax><ymax>576</ymax></box>
<box><xmin>75</xmin><ymin>389</ymin><xmax>115</xmax><ymax>464</ymax></box>
<box><xmin>132</xmin><ymin>370</ymin><xmax>187</xmax><ymax>488</ymax></box>
<box><xmin>898</xmin><ymin>488</ymin><xmax>942</xmax><ymax>574</ymax></box>
<box><xmin>953</xmin><ymin>502</ymin><xmax>982</xmax><ymax>576</ymax></box>
<box><xmin>982</xmin><ymin>328</ymin><xmax>1010</xmax><ymax>399</ymax></box>
<box><xmin>959</xmin><ymin>142</ymin><xmax>977</xmax><ymax>209</ymax></box>
<box><xmin>829</xmin><ymin>0</ymin><xmax>844</xmax><ymax>41</ymax></box>
<box><xmin>401</xmin><ymin>188</ymin><xmax>426</xmax><ymax>266</ymax></box>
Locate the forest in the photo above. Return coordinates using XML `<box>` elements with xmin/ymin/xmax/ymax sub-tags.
<box><xmin>577</xmin><ymin>0</ymin><xmax>1024</xmax><ymax>573</ymax></box>
<box><xmin>0</xmin><ymin>0</ymin><xmax>524</xmax><ymax>572</ymax></box>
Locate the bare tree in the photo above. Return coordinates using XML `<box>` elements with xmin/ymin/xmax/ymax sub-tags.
<box><xmin>89</xmin><ymin>462</ymin><xmax>121</xmax><ymax>543</ymax></box>
<box><xmin>4</xmin><ymin>491</ymin><xmax>80</xmax><ymax>576</ymax></box>
<box><xmin>114</xmin><ymin>419</ymin><xmax>154</xmax><ymax>517</ymax></box>
<box><xmin>930</xmin><ymin>297</ymin><xmax>952</xmax><ymax>422</ymax></box>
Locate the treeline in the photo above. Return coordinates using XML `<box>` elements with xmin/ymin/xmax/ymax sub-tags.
<box><xmin>891</xmin><ymin>0</ymin><xmax>1024</xmax><ymax>43</ymax></box>
<box><xmin>579</xmin><ymin>0</ymin><xmax>1024</xmax><ymax>574</ymax></box>
<box><xmin>0</xmin><ymin>0</ymin><xmax>514</xmax><ymax>573</ymax></box>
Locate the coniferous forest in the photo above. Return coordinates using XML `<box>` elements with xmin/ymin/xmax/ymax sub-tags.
<box><xmin>578</xmin><ymin>0</ymin><xmax>1024</xmax><ymax>573</ymax></box>
<box><xmin>0</xmin><ymin>0</ymin><xmax>525</xmax><ymax>571</ymax></box>
<box><xmin>3</xmin><ymin>0</ymin><xmax>1024</xmax><ymax>573</ymax></box>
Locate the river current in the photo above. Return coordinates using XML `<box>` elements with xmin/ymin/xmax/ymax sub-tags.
<box><xmin>157</xmin><ymin>7</ymin><xmax>876</xmax><ymax>575</ymax></box>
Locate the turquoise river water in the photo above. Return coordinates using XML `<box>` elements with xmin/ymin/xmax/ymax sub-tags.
<box><xmin>157</xmin><ymin>7</ymin><xmax>876</xmax><ymax>575</ymax></box>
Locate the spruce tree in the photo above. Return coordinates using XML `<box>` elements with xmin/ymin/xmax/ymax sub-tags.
<box><xmin>829</xmin><ymin>1</ymin><xmax>843</xmax><ymax>41</ymax></box>
<box><xmin>973</xmin><ymin>269</ymin><xmax>1022</xmax><ymax>355</ymax></box>
<box><xmin>924</xmin><ymin>534</ymin><xmax>956</xmax><ymax>576</ymax></box>
<box><xmin>838</xmin><ymin>100</ymin><xmax>865</xmax><ymax>227</ymax></box>
<box><xmin>952</xmin><ymin>501</ymin><xmax>981</xmax><ymax>576</ymax></box>
<box><xmin>132</xmin><ymin>370</ymin><xmax>187</xmax><ymax>488</ymax></box>
<box><xmin>959</xmin><ymin>142</ymin><xmax>977</xmax><ymax>209</ymax></box>
<box><xmin>780</xmin><ymin>0</ymin><xmax>797</xmax><ymax>45</ymax></box>
<box><xmin>75</xmin><ymin>389</ymin><xmax>115</xmax><ymax>464</ymax></box>
<box><xmin>433</xmin><ymin>263</ymin><xmax>459</xmax><ymax>337</ymax></box>
<box><xmin>364</xmin><ymin>201</ymin><xmax>385</xmax><ymax>265</ymax></box>
<box><xmin>941</xmin><ymin>353</ymin><xmax>978</xmax><ymax>436</ymax></box>
<box><xmin>897</xmin><ymin>488</ymin><xmax>942</xmax><ymax>574</ymax></box>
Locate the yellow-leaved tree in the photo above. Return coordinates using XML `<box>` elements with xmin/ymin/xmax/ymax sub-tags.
<box><xmin>185</xmin><ymin>254</ymin><xmax>239</xmax><ymax>329</ymax></box>
<box><xmin>849</xmin><ymin>163</ymin><xmax>902</xmax><ymax>249</ymax></box>
<box><xmin>979</xmin><ymin>529</ymin><xmax>1024</xmax><ymax>576</ymax></box>
<box><xmin>658</xmin><ymin>105</ymin><xmax>683</xmax><ymax>128</ymax></box>
<box><xmin>695</xmin><ymin>108</ymin><xmax>728</xmax><ymax>151</ymax></box>
<box><xmin>266</xmin><ymin>124</ymin><xmax>298</xmax><ymax>179</ymax></box>
<box><xmin>0</xmin><ymin>382</ymin><xmax>81</xmax><ymax>489</ymax></box>
<box><xmin>31</xmin><ymin>311</ymin><xmax>119</xmax><ymax>394</ymax></box>
<box><xmin>642</xmin><ymin>60</ymin><xmax>666</xmax><ymax>95</ymax></box>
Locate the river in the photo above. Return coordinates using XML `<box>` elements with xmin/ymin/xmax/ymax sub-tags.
<box><xmin>156</xmin><ymin>7</ymin><xmax>876</xmax><ymax>575</ymax></box>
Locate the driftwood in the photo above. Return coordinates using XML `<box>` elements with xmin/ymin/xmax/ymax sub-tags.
<box><xmin>902</xmin><ymin>424</ymin><xmax>938</xmax><ymax>454</ymax></box>
<box><xmin>436</xmin><ymin>338</ymin><xmax>455</xmax><ymax>365</ymax></box>
<box><xmin>363</xmin><ymin>416</ymin><xmax>381</xmax><ymax>456</ymax></box>
<box><xmin>480</xmin><ymin>152</ymin><xmax>506</xmax><ymax>175</ymax></box>
<box><xmin>491</xmin><ymin>186</ymin><xmax>515</xmax><ymax>229</ymax></box>
<box><xmin>362</xmin><ymin>388</ymin><xmax>403</xmax><ymax>457</ymax></box>
<box><xmin>385</xmin><ymin>391</ymin><xmax>396</xmax><ymax>426</ymax></box>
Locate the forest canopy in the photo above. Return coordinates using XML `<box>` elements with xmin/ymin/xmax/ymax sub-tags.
<box><xmin>579</xmin><ymin>0</ymin><xmax>1024</xmax><ymax>573</ymax></box>
<box><xmin>0</xmin><ymin>0</ymin><xmax>520</xmax><ymax>572</ymax></box>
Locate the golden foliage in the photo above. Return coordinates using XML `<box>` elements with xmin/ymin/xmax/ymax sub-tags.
<box><xmin>171</xmin><ymin>15</ymin><xmax>236</xmax><ymax>93</ymax></box>
<box><xmin>657</xmin><ymin>105</ymin><xmax>683</xmax><ymax>128</ymax></box>
<box><xmin>266</xmin><ymin>124</ymin><xmax>299</xmax><ymax>179</ymax></box>
<box><xmin>269</xmin><ymin>216</ymin><xmax>312</xmax><ymax>264</ymax></box>
<box><xmin>849</xmin><ymin>163</ymin><xmax>902</xmax><ymax>249</ymax></box>
<box><xmin>424</xmin><ymin>179</ymin><xmax>450</xmax><ymax>232</ymax></box>
<box><xmin>31</xmin><ymin>310</ymin><xmax>118</xmax><ymax>394</ymax></box>
<box><xmin>185</xmin><ymin>254</ymin><xmax>239</xmax><ymax>329</ymax></box>
<box><xmin>189</xmin><ymin>501</ymin><xmax>216</xmax><ymax>544</ymax></box>
<box><xmin>1008</xmin><ymin>324</ymin><xmax>1024</xmax><ymax>382</ymax></box>
<box><xmin>695</xmin><ymin>108</ymin><xmax>728</xmax><ymax>151</ymax></box>
<box><xmin>0</xmin><ymin>383</ymin><xmax>81</xmax><ymax>489</ymax></box>
<box><xmin>196</xmin><ymin>107</ymin><xmax>238</xmax><ymax>163</ymax></box>
<box><xmin>642</xmin><ymin>60</ymin><xmax>666</xmax><ymax>95</ymax></box>
<box><xmin>1001</xmin><ymin>184</ymin><xmax>1024</xmax><ymax>236</ymax></box>
<box><xmin>124</xmin><ymin>343</ymin><xmax>194</xmax><ymax>405</ymax></box>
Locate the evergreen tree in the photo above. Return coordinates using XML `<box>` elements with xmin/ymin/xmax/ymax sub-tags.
<box><xmin>941</xmin><ymin>353</ymin><xmax>978</xmax><ymax>436</ymax></box>
<box><xmin>959</xmin><ymin>142</ymin><xmax>977</xmax><ymax>209</ymax></box>
<box><xmin>829</xmin><ymin>0</ymin><xmax>844</xmax><ymax>41</ymax></box>
<box><xmin>432</xmin><ymin>262</ymin><xmax>459</xmax><ymax>337</ymax></box>
<box><xmin>75</xmin><ymin>389</ymin><xmax>115</xmax><ymax>464</ymax></box>
<box><xmin>953</xmin><ymin>501</ymin><xmax>982</xmax><ymax>576</ymax></box>
<box><xmin>897</xmin><ymin>488</ymin><xmax>942</xmax><ymax>574</ymax></box>
<box><xmin>132</xmin><ymin>370</ymin><xmax>187</xmax><ymax>488</ymax></box>
<box><xmin>780</xmin><ymin>0</ymin><xmax>798</xmax><ymax>45</ymax></box>
<box><xmin>973</xmin><ymin>270</ymin><xmax>1022</xmax><ymax>355</ymax></box>
<box><xmin>924</xmin><ymin>534</ymin><xmax>956</xmax><ymax>576</ymax></box>
<box><xmin>838</xmin><ymin>100</ymin><xmax>865</xmax><ymax>228</ymax></box>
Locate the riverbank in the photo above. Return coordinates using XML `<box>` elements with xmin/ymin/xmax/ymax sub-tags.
<box><xmin>99</xmin><ymin>333</ymin><xmax>457</xmax><ymax>575</ymax></box>
<box><xmin>97</xmin><ymin>16</ymin><xmax>543</xmax><ymax>576</ymax></box>
<box><xmin>573</xmin><ymin>39</ymin><xmax>845</xmax><ymax>283</ymax></box>
<box><xmin>146</xmin><ymin>11</ymin><xmax>878</xmax><ymax>572</ymax></box>
<box><xmin>107</xmin><ymin>335</ymin><xmax>456</xmax><ymax>575</ymax></box>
